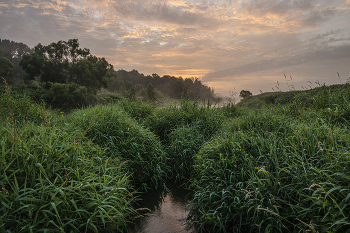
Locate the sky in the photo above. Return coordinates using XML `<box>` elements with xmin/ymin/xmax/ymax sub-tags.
<box><xmin>1</xmin><ymin>0</ymin><xmax>350</xmax><ymax>97</ymax></box>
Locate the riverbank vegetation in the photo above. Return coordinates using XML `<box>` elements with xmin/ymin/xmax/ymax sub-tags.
<box><xmin>1</xmin><ymin>39</ymin><xmax>350</xmax><ymax>233</ymax></box>
<box><xmin>2</xmin><ymin>77</ymin><xmax>350</xmax><ymax>232</ymax></box>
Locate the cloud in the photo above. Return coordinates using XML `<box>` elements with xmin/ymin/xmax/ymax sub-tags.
<box><xmin>82</xmin><ymin>0</ymin><xmax>226</xmax><ymax>30</ymax></box>
<box><xmin>0</xmin><ymin>0</ymin><xmax>349</xmax><ymax>95</ymax></box>
<box><xmin>238</xmin><ymin>0</ymin><xmax>340</xmax><ymax>31</ymax></box>
<box><xmin>300</xmin><ymin>7</ymin><xmax>338</xmax><ymax>28</ymax></box>
<box><xmin>203</xmin><ymin>44</ymin><xmax>350</xmax><ymax>81</ymax></box>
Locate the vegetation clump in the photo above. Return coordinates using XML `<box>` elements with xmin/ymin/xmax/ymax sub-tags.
<box><xmin>0</xmin><ymin>90</ymin><xmax>136</xmax><ymax>232</ymax></box>
<box><xmin>189</xmin><ymin>84</ymin><xmax>350</xmax><ymax>232</ymax></box>
<box><xmin>2</xmin><ymin>80</ymin><xmax>350</xmax><ymax>232</ymax></box>
<box><xmin>66</xmin><ymin>104</ymin><xmax>169</xmax><ymax>189</ymax></box>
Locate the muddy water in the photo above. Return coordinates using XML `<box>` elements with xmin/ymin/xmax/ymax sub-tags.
<box><xmin>127</xmin><ymin>183</ymin><xmax>195</xmax><ymax>233</ymax></box>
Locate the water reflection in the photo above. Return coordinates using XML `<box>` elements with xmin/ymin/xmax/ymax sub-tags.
<box><xmin>127</xmin><ymin>183</ymin><xmax>194</xmax><ymax>233</ymax></box>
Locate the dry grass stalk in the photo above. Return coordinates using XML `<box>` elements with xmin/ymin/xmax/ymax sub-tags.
<box><xmin>89</xmin><ymin>135</ymin><xmax>97</xmax><ymax>145</ymax></box>
<box><xmin>258</xmin><ymin>208</ymin><xmax>279</xmax><ymax>216</ymax></box>
<box><xmin>296</xmin><ymin>218</ymin><xmax>317</xmax><ymax>233</ymax></box>
<box><xmin>309</xmin><ymin>183</ymin><xmax>325</xmax><ymax>193</ymax></box>
<box><xmin>82</xmin><ymin>117</ymin><xmax>98</xmax><ymax>137</ymax></box>
<box><xmin>2</xmin><ymin>77</ymin><xmax>11</xmax><ymax>93</ymax></box>
<box><xmin>241</xmin><ymin>189</ymin><xmax>253</xmax><ymax>199</ymax></box>
<box><xmin>8</xmin><ymin>108</ymin><xmax>23</xmax><ymax>142</ymax></box>
<box><xmin>40</xmin><ymin>104</ymin><xmax>56</xmax><ymax>126</ymax></box>
<box><xmin>2</xmin><ymin>188</ymin><xmax>9</xmax><ymax>195</ymax></box>
<box><xmin>257</xmin><ymin>167</ymin><xmax>274</xmax><ymax>177</ymax></box>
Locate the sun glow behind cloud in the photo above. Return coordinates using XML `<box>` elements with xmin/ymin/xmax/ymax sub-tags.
<box><xmin>1</xmin><ymin>0</ymin><xmax>350</xmax><ymax>95</ymax></box>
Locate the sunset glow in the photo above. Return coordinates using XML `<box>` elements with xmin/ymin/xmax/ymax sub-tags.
<box><xmin>1</xmin><ymin>0</ymin><xmax>350</xmax><ymax>96</ymax></box>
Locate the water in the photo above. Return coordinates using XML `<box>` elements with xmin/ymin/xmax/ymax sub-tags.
<box><xmin>127</xmin><ymin>183</ymin><xmax>195</xmax><ymax>233</ymax></box>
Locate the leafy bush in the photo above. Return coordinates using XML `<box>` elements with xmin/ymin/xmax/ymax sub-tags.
<box><xmin>123</xmin><ymin>86</ymin><xmax>137</xmax><ymax>100</ymax></box>
<box><xmin>30</xmin><ymin>82</ymin><xmax>98</xmax><ymax>109</ymax></box>
<box><xmin>146</xmin><ymin>83</ymin><xmax>156</xmax><ymax>101</ymax></box>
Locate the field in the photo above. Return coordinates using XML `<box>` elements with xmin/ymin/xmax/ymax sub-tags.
<box><xmin>1</xmin><ymin>81</ymin><xmax>350</xmax><ymax>232</ymax></box>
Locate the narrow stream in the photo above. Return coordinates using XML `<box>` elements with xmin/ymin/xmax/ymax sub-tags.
<box><xmin>127</xmin><ymin>183</ymin><xmax>195</xmax><ymax>233</ymax></box>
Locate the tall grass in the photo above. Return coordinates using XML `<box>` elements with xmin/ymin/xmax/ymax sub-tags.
<box><xmin>65</xmin><ymin>104</ymin><xmax>169</xmax><ymax>190</ymax></box>
<box><xmin>0</xmin><ymin>120</ymin><xmax>137</xmax><ymax>232</ymax></box>
<box><xmin>143</xmin><ymin>100</ymin><xmax>240</xmax><ymax>181</ymax></box>
<box><xmin>189</xmin><ymin>104</ymin><xmax>350</xmax><ymax>232</ymax></box>
<box><xmin>3</xmin><ymin>80</ymin><xmax>350</xmax><ymax>232</ymax></box>
<box><xmin>0</xmin><ymin>88</ymin><xmax>137</xmax><ymax>232</ymax></box>
<box><xmin>0</xmin><ymin>79</ymin><xmax>47</xmax><ymax>125</ymax></box>
<box><xmin>116</xmin><ymin>98</ymin><xmax>156</xmax><ymax>123</ymax></box>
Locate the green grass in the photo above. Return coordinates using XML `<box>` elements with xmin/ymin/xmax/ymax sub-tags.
<box><xmin>65</xmin><ymin>104</ymin><xmax>169</xmax><ymax>190</ymax></box>
<box><xmin>1</xmin><ymin>81</ymin><xmax>350</xmax><ymax>232</ymax></box>
<box><xmin>0</xmin><ymin>121</ymin><xmax>136</xmax><ymax>232</ymax></box>
<box><xmin>239</xmin><ymin>83</ymin><xmax>350</xmax><ymax>111</ymax></box>
<box><xmin>188</xmin><ymin>86</ymin><xmax>350</xmax><ymax>232</ymax></box>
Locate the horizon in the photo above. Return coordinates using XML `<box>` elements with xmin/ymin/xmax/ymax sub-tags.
<box><xmin>1</xmin><ymin>0</ymin><xmax>350</xmax><ymax>96</ymax></box>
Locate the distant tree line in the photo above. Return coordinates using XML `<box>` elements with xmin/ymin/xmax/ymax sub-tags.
<box><xmin>107</xmin><ymin>69</ymin><xmax>218</xmax><ymax>101</ymax></box>
<box><xmin>1</xmin><ymin>38</ymin><xmax>219</xmax><ymax>109</ymax></box>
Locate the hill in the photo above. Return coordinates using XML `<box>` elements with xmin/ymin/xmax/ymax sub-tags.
<box><xmin>238</xmin><ymin>83</ymin><xmax>348</xmax><ymax>109</ymax></box>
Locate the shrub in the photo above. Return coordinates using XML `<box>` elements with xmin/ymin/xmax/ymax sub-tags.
<box><xmin>146</xmin><ymin>83</ymin><xmax>156</xmax><ymax>101</ymax></box>
<box><xmin>31</xmin><ymin>82</ymin><xmax>98</xmax><ymax>109</ymax></box>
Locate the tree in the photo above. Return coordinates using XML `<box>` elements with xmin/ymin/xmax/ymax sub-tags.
<box><xmin>146</xmin><ymin>83</ymin><xmax>156</xmax><ymax>101</ymax></box>
<box><xmin>239</xmin><ymin>90</ymin><xmax>252</xmax><ymax>99</ymax></box>
<box><xmin>0</xmin><ymin>57</ymin><xmax>14</xmax><ymax>85</ymax></box>
<box><xmin>0</xmin><ymin>39</ymin><xmax>32</xmax><ymax>59</ymax></box>
<box><xmin>124</xmin><ymin>86</ymin><xmax>137</xmax><ymax>100</ymax></box>
<box><xmin>19</xmin><ymin>39</ymin><xmax>113</xmax><ymax>94</ymax></box>
<box><xmin>0</xmin><ymin>39</ymin><xmax>32</xmax><ymax>83</ymax></box>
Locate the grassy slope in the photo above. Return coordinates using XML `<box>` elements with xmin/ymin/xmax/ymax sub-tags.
<box><xmin>238</xmin><ymin>84</ymin><xmax>346</xmax><ymax>109</ymax></box>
